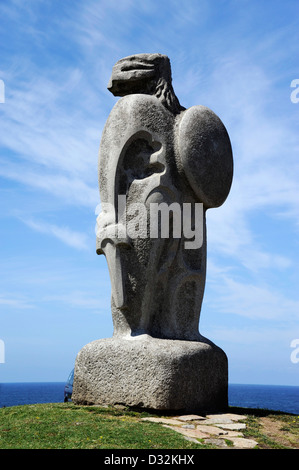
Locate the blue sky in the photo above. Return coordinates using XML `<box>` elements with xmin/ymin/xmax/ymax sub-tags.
<box><xmin>0</xmin><ymin>0</ymin><xmax>298</xmax><ymax>386</ymax></box>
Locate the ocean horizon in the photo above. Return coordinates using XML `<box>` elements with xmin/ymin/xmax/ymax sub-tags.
<box><xmin>0</xmin><ymin>382</ymin><xmax>298</xmax><ymax>415</ymax></box>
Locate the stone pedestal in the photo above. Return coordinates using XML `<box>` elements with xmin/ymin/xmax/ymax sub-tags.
<box><xmin>72</xmin><ymin>335</ymin><xmax>228</xmax><ymax>413</ymax></box>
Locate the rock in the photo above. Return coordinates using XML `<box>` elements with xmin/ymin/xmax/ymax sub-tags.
<box><xmin>206</xmin><ymin>412</ymin><xmax>247</xmax><ymax>421</ymax></box>
<box><xmin>140</xmin><ymin>413</ymin><xmax>258</xmax><ymax>449</ymax></box>
<box><xmin>219</xmin><ymin>430</ymin><xmax>244</xmax><ymax>438</ymax></box>
<box><xmin>163</xmin><ymin>425</ymin><xmax>210</xmax><ymax>440</ymax></box>
<box><xmin>72</xmin><ymin>335</ymin><xmax>228</xmax><ymax>412</ymax></box>
<box><xmin>176</xmin><ymin>414</ymin><xmax>206</xmax><ymax>421</ymax></box>
<box><xmin>225</xmin><ymin>437</ymin><xmax>258</xmax><ymax>449</ymax></box>
<box><xmin>196</xmin><ymin>424</ymin><xmax>228</xmax><ymax>436</ymax></box>
<box><xmin>204</xmin><ymin>438</ymin><xmax>228</xmax><ymax>448</ymax></box>
<box><xmin>214</xmin><ymin>423</ymin><xmax>247</xmax><ymax>430</ymax></box>
<box><xmin>141</xmin><ymin>417</ymin><xmax>184</xmax><ymax>426</ymax></box>
<box><xmin>201</xmin><ymin>416</ymin><xmax>234</xmax><ymax>425</ymax></box>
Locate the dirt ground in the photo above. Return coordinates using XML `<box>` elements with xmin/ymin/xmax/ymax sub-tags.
<box><xmin>259</xmin><ymin>416</ymin><xmax>299</xmax><ymax>449</ymax></box>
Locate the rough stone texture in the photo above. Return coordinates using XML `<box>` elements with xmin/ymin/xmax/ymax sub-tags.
<box><xmin>214</xmin><ymin>422</ymin><xmax>247</xmax><ymax>430</ymax></box>
<box><xmin>141</xmin><ymin>412</ymin><xmax>258</xmax><ymax>449</ymax></box>
<box><xmin>72</xmin><ymin>335</ymin><xmax>228</xmax><ymax>412</ymax></box>
<box><xmin>201</xmin><ymin>416</ymin><xmax>234</xmax><ymax>424</ymax></box>
<box><xmin>73</xmin><ymin>53</ymin><xmax>233</xmax><ymax>411</ymax></box>
<box><xmin>196</xmin><ymin>424</ymin><xmax>228</xmax><ymax>436</ymax></box>
<box><xmin>206</xmin><ymin>412</ymin><xmax>247</xmax><ymax>421</ymax></box>
<box><xmin>95</xmin><ymin>53</ymin><xmax>233</xmax><ymax>341</ymax></box>
<box><xmin>163</xmin><ymin>425</ymin><xmax>210</xmax><ymax>440</ymax></box>
<box><xmin>221</xmin><ymin>437</ymin><xmax>259</xmax><ymax>449</ymax></box>
<box><xmin>204</xmin><ymin>438</ymin><xmax>229</xmax><ymax>448</ymax></box>
<box><xmin>176</xmin><ymin>414</ymin><xmax>206</xmax><ymax>421</ymax></box>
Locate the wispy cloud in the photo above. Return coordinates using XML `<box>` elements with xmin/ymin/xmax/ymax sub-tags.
<box><xmin>213</xmin><ymin>277</ymin><xmax>299</xmax><ymax>320</ymax></box>
<box><xmin>42</xmin><ymin>290</ymin><xmax>110</xmax><ymax>311</ymax></box>
<box><xmin>207</xmin><ymin>324</ymin><xmax>298</xmax><ymax>347</ymax></box>
<box><xmin>0</xmin><ymin>294</ymin><xmax>33</xmax><ymax>309</ymax></box>
<box><xmin>0</xmin><ymin>68</ymin><xmax>102</xmax><ymax>202</ymax></box>
<box><xmin>192</xmin><ymin>47</ymin><xmax>299</xmax><ymax>280</ymax></box>
<box><xmin>206</xmin><ymin>260</ymin><xmax>299</xmax><ymax>321</ymax></box>
<box><xmin>0</xmin><ymin>163</ymin><xmax>99</xmax><ymax>208</ymax></box>
<box><xmin>21</xmin><ymin>218</ymin><xmax>90</xmax><ymax>251</ymax></box>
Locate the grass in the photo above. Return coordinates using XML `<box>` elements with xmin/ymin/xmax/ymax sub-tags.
<box><xmin>0</xmin><ymin>403</ymin><xmax>208</xmax><ymax>449</ymax></box>
<box><xmin>0</xmin><ymin>403</ymin><xmax>298</xmax><ymax>449</ymax></box>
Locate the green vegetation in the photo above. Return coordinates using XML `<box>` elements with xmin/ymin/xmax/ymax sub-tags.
<box><xmin>0</xmin><ymin>403</ymin><xmax>298</xmax><ymax>449</ymax></box>
<box><xmin>0</xmin><ymin>403</ymin><xmax>207</xmax><ymax>449</ymax></box>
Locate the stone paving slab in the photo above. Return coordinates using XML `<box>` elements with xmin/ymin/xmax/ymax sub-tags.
<box><xmin>163</xmin><ymin>425</ymin><xmax>210</xmax><ymax>439</ymax></box>
<box><xmin>140</xmin><ymin>417</ymin><xmax>184</xmax><ymax>426</ymax></box>
<box><xmin>222</xmin><ymin>437</ymin><xmax>258</xmax><ymax>449</ymax></box>
<box><xmin>175</xmin><ymin>414</ymin><xmax>206</xmax><ymax>422</ymax></box>
<box><xmin>206</xmin><ymin>413</ymin><xmax>247</xmax><ymax>421</ymax></box>
<box><xmin>141</xmin><ymin>412</ymin><xmax>258</xmax><ymax>449</ymax></box>
<box><xmin>218</xmin><ymin>430</ymin><xmax>244</xmax><ymax>438</ymax></box>
<box><xmin>214</xmin><ymin>422</ymin><xmax>247</xmax><ymax>430</ymax></box>
<box><xmin>196</xmin><ymin>424</ymin><xmax>229</xmax><ymax>436</ymax></box>
<box><xmin>204</xmin><ymin>438</ymin><xmax>228</xmax><ymax>448</ymax></box>
<box><xmin>200</xmin><ymin>416</ymin><xmax>234</xmax><ymax>425</ymax></box>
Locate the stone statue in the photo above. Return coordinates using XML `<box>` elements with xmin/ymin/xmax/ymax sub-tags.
<box><xmin>72</xmin><ymin>54</ymin><xmax>233</xmax><ymax>412</ymax></box>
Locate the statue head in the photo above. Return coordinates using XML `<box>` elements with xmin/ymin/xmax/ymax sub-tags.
<box><xmin>107</xmin><ymin>53</ymin><xmax>184</xmax><ymax>115</ymax></box>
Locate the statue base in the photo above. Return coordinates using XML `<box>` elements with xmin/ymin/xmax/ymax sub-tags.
<box><xmin>72</xmin><ymin>335</ymin><xmax>228</xmax><ymax>413</ymax></box>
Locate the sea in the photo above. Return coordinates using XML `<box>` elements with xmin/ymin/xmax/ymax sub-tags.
<box><xmin>0</xmin><ymin>382</ymin><xmax>298</xmax><ymax>415</ymax></box>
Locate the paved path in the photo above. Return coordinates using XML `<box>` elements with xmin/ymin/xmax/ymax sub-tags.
<box><xmin>141</xmin><ymin>412</ymin><xmax>258</xmax><ymax>449</ymax></box>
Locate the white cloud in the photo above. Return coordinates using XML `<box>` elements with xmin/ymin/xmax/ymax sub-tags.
<box><xmin>42</xmin><ymin>290</ymin><xmax>110</xmax><ymax>311</ymax></box>
<box><xmin>191</xmin><ymin>48</ymin><xmax>299</xmax><ymax>278</ymax></box>
<box><xmin>0</xmin><ymin>294</ymin><xmax>33</xmax><ymax>309</ymax></box>
<box><xmin>206</xmin><ymin>325</ymin><xmax>299</xmax><ymax>346</ymax></box>
<box><xmin>21</xmin><ymin>218</ymin><xmax>90</xmax><ymax>251</ymax></box>
<box><xmin>1</xmin><ymin>70</ymin><xmax>103</xmax><ymax>174</ymax></box>
<box><xmin>205</xmin><ymin>266</ymin><xmax>299</xmax><ymax>321</ymax></box>
<box><xmin>206</xmin><ymin>201</ymin><xmax>292</xmax><ymax>272</ymax></box>
<box><xmin>0</xmin><ymin>164</ymin><xmax>99</xmax><ymax>208</ymax></box>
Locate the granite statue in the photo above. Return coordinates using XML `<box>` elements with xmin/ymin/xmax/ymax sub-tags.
<box><xmin>72</xmin><ymin>54</ymin><xmax>233</xmax><ymax>412</ymax></box>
